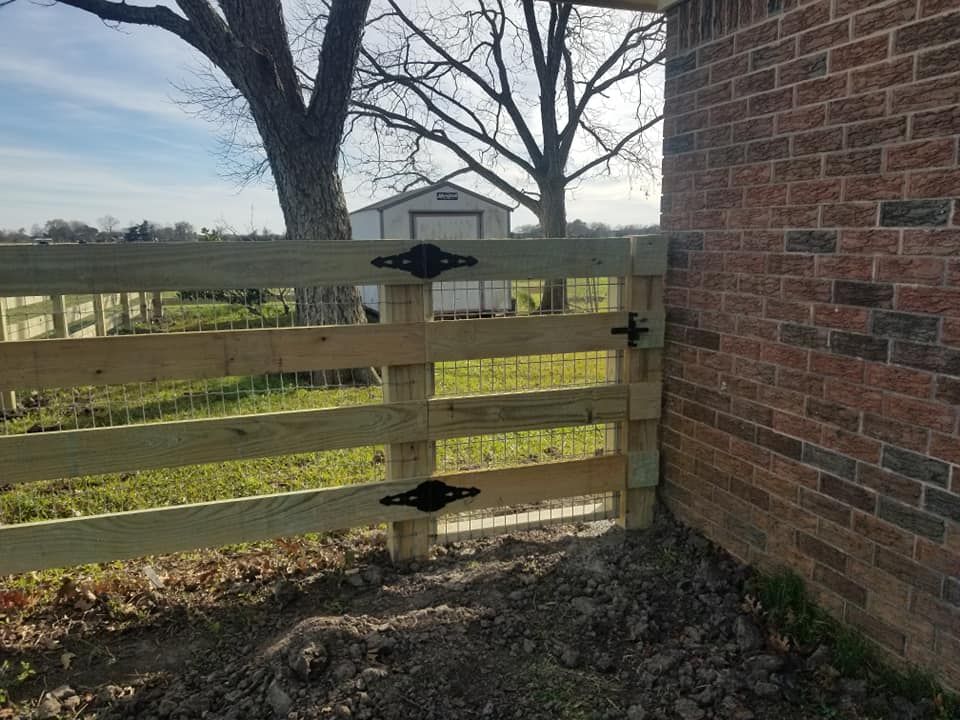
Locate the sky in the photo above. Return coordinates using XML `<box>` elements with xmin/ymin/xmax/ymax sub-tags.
<box><xmin>0</xmin><ymin>2</ymin><xmax>663</xmax><ymax>234</ymax></box>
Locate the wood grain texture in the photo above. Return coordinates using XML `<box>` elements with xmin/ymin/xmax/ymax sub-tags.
<box><xmin>382</xmin><ymin>283</ymin><xmax>435</xmax><ymax>561</ymax></box>
<box><xmin>0</xmin><ymin>238</ymin><xmax>632</xmax><ymax>293</ymax></box>
<box><xmin>0</xmin><ymin>324</ymin><xmax>427</xmax><ymax>389</ymax></box>
<box><xmin>0</xmin><ymin>385</ymin><xmax>646</xmax><ymax>485</ymax></box>
<box><xmin>0</xmin><ymin>455</ymin><xmax>625</xmax><ymax>574</ymax></box>
<box><xmin>0</xmin><ymin>312</ymin><xmax>660</xmax><ymax>390</ymax></box>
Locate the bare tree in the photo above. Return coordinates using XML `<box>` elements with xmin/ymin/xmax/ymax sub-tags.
<box><xmin>351</xmin><ymin>0</ymin><xmax>664</xmax><ymax>310</ymax></box>
<box><xmin>97</xmin><ymin>214</ymin><xmax>120</xmax><ymax>235</ymax></box>
<box><xmin>12</xmin><ymin>0</ymin><xmax>377</xmax><ymax>385</ymax></box>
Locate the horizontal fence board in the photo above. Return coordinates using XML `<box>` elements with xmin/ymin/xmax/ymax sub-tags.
<box><xmin>428</xmin><ymin>385</ymin><xmax>632</xmax><ymax>439</ymax></box>
<box><xmin>0</xmin><ymin>385</ymin><xmax>647</xmax><ymax>484</ymax></box>
<box><xmin>0</xmin><ymin>312</ymin><xmax>664</xmax><ymax>390</ymax></box>
<box><xmin>0</xmin><ymin>455</ymin><xmax>625</xmax><ymax>574</ymax></box>
<box><xmin>0</xmin><ymin>402</ymin><xmax>427</xmax><ymax>485</ymax></box>
<box><xmin>0</xmin><ymin>238</ymin><xmax>633</xmax><ymax>294</ymax></box>
<box><xmin>0</xmin><ymin>323</ymin><xmax>427</xmax><ymax>388</ymax></box>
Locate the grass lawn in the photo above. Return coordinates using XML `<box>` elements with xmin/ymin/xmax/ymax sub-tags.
<box><xmin>1</xmin><ymin>282</ymin><xmax>618</xmax><ymax>527</ymax></box>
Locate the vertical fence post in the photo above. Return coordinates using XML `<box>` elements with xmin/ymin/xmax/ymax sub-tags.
<box><xmin>139</xmin><ymin>292</ymin><xmax>149</xmax><ymax>323</ymax></box>
<box><xmin>93</xmin><ymin>294</ymin><xmax>107</xmax><ymax>336</ymax></box>
<box><xmin>151</xmin><ymin>291</ymin><xmax>163</xmax><ymax>322</ymax></box>
<box><xmin>616</xmin><ymin>236</ymin><xmax>665</xmax><ymax>530</ymax></box>
<box><xmin>0</xmin><ymin>297</ymin><xmax>16</xmax><ymax>411</ymax></box>
<box><xmin>382</xmin><ymin>283</ymin><xmax>435</xmax><ymax>562</ymax></box>
<box><xmin>120</xmin><ymin>292</ymin><xmax>133</xmax><ymax>332</ymax></box>
<box><xmin>51</xmin><ymin>295</ymin><xmax>69</xmax><ymax>339</ymax></box>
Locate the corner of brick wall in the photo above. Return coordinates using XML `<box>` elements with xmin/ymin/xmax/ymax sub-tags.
<box><xmin>659</xmin><ymin>0</ymin><xmax>960</xmax><ymax>690</ymax></box>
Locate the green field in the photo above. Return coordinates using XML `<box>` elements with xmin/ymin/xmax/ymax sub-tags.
<box><xmin>1</xmin><ymin>284</ymin><xmax>616</xmax><ymax>527</ymax></box>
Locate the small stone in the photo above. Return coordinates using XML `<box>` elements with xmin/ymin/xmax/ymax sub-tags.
<box><xmin>288</xmin><ymin>642</ymin><xmax>328</xmax><ymax>681</ymax></box>
<box><xmin>335</xmin><ymin>704</ymin><xmax>352</xmax><ymax>718</ymax></box>
<box><xmin>594</xmin><ymin>653</ymin><xmax>615</xmax><ymax>673</ymax></box>
<box><xmin>753</xmin><ymin>681</ymin><xmax>780</xmax><ymax>698</ymax></box>
<box><xmin>346</xmin><ymin>572</ymin><xmax>365</xmax><ymax>588</ymax></box>
<box><xmin>734</xmin><ymin>616</ymin><xmax>763</xmax><ymax>653</ymax></box>
<box><xmin>805</xmin><ymin>644</ymin><xmax>831</xmax><ymax>670</ymax></box>
<box><xmin>97</xmin><ymin>685</ymin><xmax>122</xmax><ymax>703</ymax></box>
<box><xmin>359</xmin><ymin>667</ymin><xmax>388</xmax><ymax>684</ymax></box>
<box><xmin>34</xmin><ymin>695</ymin><xmax>61</xmax><ymax>720</ymax></box>
<box><xmin>559</xmin><ymin>646</ymin><xmax>580</xmax><ymax>668</ymax></box>
<box><xmin>49</xmin><ymin>686</ymin><xmax>75</xmax><ymax>701</ymax></box>
<box><xmin>674</xmin><ymin>698</ymin><xmax>705</xmax><ymax>720</ymax></box>
<box><xmin>332</xmin><ymin>661</ymin><xmax>357</xmax><ymax>682</ymax></box>
<box><xmin>744</xmin><ymin>654</ymin><xmax>784</xmax><ymax>674</ymax></box>
<box><xmin>572</xmin><ymin>596</ymin><xmax>596</xmax><ymax>615</ymax></box>
<box><xmin>626</xmin><ymin>706</ymin><xmax>647</xmax><ymax>720</ymax></box>
<box><xmin>361</xmin><ymin>566</ymin><xmax>383</xmax><ymax>586</ymax></box>
<box><xmin>522</xmin><ymin>639</ymin><xmax>536</xmax><ymax>654</ymax></box>
<box><xmin>266</xmin><ymin>680</ymin><xmax>292</xmax><ymax>718</ymax></box>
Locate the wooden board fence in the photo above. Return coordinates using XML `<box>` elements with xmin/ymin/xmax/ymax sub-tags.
<box><xmin>0</xmin><ymin>236</ymin><xmax>666</xmax><ymax>570</ymax></box>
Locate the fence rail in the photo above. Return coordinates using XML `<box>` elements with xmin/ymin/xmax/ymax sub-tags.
<box><xmin>0</xmin><ymin>236</ymin><xmax>665</xmax><ymax>573</ymax></box>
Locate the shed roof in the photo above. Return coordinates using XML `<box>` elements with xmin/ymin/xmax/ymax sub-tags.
<box><xmin>350</xmin><ymin>181</ymin><xmax>513</xmax><ymax>214</ymax></box>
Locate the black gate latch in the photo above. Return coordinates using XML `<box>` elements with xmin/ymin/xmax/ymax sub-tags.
<box><xmin>380</xmin><ymin>480</ymin><xmax>481</xmax><ymax>513</ymax></box>
<box><xmin>611</xmin><ymin>312</ymin><xmax>650</xmax><ymax>348</ymax></box>
<box><xmin>371</xmin><ymin>243</ymin><xmax>478</xmax><ymax>279</ymax></box>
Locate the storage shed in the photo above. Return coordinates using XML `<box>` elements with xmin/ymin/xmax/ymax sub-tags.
<box><xmin>349</xmin><ymin>182</ymin><xmax>512</xmax><ymax>317</ymax></box>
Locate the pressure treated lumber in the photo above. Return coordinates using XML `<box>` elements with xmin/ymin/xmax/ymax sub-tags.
<box><xmin>0</xmin><ymin>238</ymin><xmax>643</xmax><ymax>293</ymax></box>
<box><xmin>0</xmin><ymin>311</ymin><xmax>664</xmax><ymax>390</ymax></box>
<box><xmin>0</xmin><ymin>384</ymin><xmax>659</xmax><ymax>485</ymax></box>
<box><xmin>0</xmin><ymin>455</ymin><xmax>625</xmax><ymax>574</ymax></box>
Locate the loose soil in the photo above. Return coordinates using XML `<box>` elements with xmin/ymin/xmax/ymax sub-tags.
<box><xmin>0</xmin><ymin>514</ymin><xmax>948</xmax><ymax>720</ymax></box>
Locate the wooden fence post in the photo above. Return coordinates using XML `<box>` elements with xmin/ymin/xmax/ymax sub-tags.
<box><xmin>139</xmin><ymin>292</ymin><xmax>149</xmax><ymax>323</ymax></box>
<box><xmin>51</xmin><ymin>295</ymin><xmax>69</xmax><ymax>339</ymax></box>
<box><xmin>0</xmin><ymin>297</ymin><xmax>16</xmax><ymax>411</ymax></box>
<box><xmin>151</xmin><ymin>292</ymin><xmax>163</xmax><ymax>322</ymax></box>
<box><xmin>382</xmin><ymin>283</ymin><xmax>435</xmax><ymax>562</ymax></box>
<box><xmin>120</xmin><ymin>293</ymin><xmax>133</xmax><ymax>332</ymax></box>
<box><xmin>93</xmin><ymin>294</ymin><xmax>107</xmax><ymax>336</ymax></box>
<box><xmin>616</xmin><ymin>236</ymin><xmax>665</xmax><ymax>530</ymax></box>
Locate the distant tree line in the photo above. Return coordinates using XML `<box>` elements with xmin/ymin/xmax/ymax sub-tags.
<box><xmin>0</xmin><ymin>218</ymin><xmax>283</xmax><ymax>244</ymax></box>
<box><xmin>512</xmin><ymin>219</ymin><xmax>659</xmax><ymax>238</ymax></box>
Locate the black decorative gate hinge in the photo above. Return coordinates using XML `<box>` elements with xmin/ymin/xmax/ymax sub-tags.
<box><xmin>380</xmin><ymin>480</ymin><xmax>480</xmax><ymax>513</ymax></box>
<box><xmin>371</xmin><ymin>242</ymin><xmax>478</xmax><ymax>279</ymax></box>
<box><xmin>611</xmin><ymin>312</ymin><xmax>650</xmax><ymax>348</ymax></box>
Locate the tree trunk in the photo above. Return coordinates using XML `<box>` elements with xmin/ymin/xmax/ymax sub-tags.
<box><xmin>537</xmin><ymin>180</ymin><xmax>569</xmax><ymax>313</ymax></box>
<box><xmin>273</xmin><ymin>150</ymin><xmax>380</xmax><ymax>387</ymax></box>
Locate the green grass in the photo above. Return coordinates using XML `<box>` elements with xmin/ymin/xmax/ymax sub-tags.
<box><xmin>751</xmin><ymin>570</ymin><xmax>958</xmax><ymax>719</ymax></box>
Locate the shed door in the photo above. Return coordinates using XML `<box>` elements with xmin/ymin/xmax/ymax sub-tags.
<box><xmin>412</xmin><ymin>213</ymin><xmax>484</xmax><ymax>316</ymax></box>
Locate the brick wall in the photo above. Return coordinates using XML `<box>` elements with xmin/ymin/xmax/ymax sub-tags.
<box><xmin>660</xmin><ymin>0</ymin><xmax>960</xmax><ymax>689</ymax></box>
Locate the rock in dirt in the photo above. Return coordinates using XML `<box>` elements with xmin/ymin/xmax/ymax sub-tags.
<box><xmin>674</xmin><ymin>697</ymin><xmax>705</xmax><ymax>720</ymax></box>
<box><xmin>626</xmin><ymin>706</ymin><xmax>647</xmax><ymax>720</ymax></box>
<box><xmin>288</xmin><ymin>642</ymin><xmax>328</xmax><ymax>681</ymax></box>
<box><xmin>734</xmin><ymin>615</ymin><xmax>763</xmax><ymax>653</ymax></box>
<box><xmin>33</xmin><ymin>695</ymin><xmax>61</xmax><ymax>720</ymax></box>
<box><xmin>559</xmin><ymin>646</ymin><xmax>580</xmax><ymax>668</ymax></box>
<box><xmin>266</xmin><ymin>679</ymin><xmax>292</xmax><ymax>718</ymax></box>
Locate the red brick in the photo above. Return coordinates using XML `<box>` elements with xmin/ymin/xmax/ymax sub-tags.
<box><xmin>742</xmin><ymin>230</ymin><xmax>785</xmax><ymax>251</ymax></box>
<box><xmin>917</xmin><ymin>40</ymin><xmax>960</xmax><ymax>79</ymax></box>
<box><xmin>814</xmin><ymin>303</ymin><xmax>871</xmax><ymax>331</ymax></box>
<box><xmin>929</xmin><ymin>432</ymin><xmax>960</xmax><ymax>465</ymax></box>
<box><xmin>949</xmin><ymin>259</ymin><xmax>960</xmax><ymax>287</ymax></box>
<box><xmin>779</xmin><ymin>53</ymin><xmax>829</xmax><ymax>87</ymax></box>
<box><xmin>892</xmin><ymin>75</ymin><xmax>960</xmax><ymax>114</ymax></box>
<box><xmin>749</xmin><ymin>88</ymin><xmax>795</xmax><ymax>117</ymax></box>
<box><xmin>774</xmin><ymin>157</ymin><xmax>824</xmax><ymax>182</ymax></box>
<box><xmin>788</xmin><ymin>179</ymin><xmax>843</xmax><ymax>205</ymax></box>
<box><xmin>798</xmin><ymin>530</ymin><xmax>848</xmax><ymax>570</ymax></box>
<box><xmin>783</xmin><ymin>277</ymin><xmax>834</xmax><ymax>302</ymax></box>
<box><xmin>758</xmin><ymin>383</ymin><xmax>807</xmax><ymax>412</ymax></box>
<box><xmin>894</xmin><ymin>11</ymin><xmax>960</xmax><ymax>54</ymax></box>
<box><xmin>770</xmin><ymin>205</ymin><xmax>822</xmax><ymax>227</ymax></box>
<box><xmin>740</xmin><ymin>275</ymin><xmax>783</xmax><ymax>296</ymax></box>
<box><xmin>778</xmin><ymin>367</ymin><xmax>825</xmax><ymax>395</ymax></box>
<box><xmin>796</xmin><ymin>74</ymin><xmax>849</xmax><ymax>107</ymax></box>
<box><xmin>902</xmin><ymin>229</ymin><xmax>960</xmax><ymax>255</ymax></box>
<box><xmin>879</xmin><ymin>257</ymin><xmax>946</xmax><ymax>284</ymax></box>
<box><xmin>765</xmin><ymin>298</ymin><xmax>813</xmax><ymax>323</ymax></box>
<box><xmin>752</xmin><ymin>38</ymin><xmax>798</xmax><ymax>71</ymax></box>
<box><xmin>812</xmin><ymin>351</ymin><xmax>865</xmax><ymax>381</ymax></box>
<box><xmin>698</xmin><ymin>36</ymin><xmax>735</xmax><ymax>66</ymax></box>
<box><xmin>781</xmin><ymin>0</ymin><xmax>832</xmax><ymax>36</ymax></box>
<box><xmin>711</xmin><ymin>99</ymin><xmax>750</xmax><ymax>126</ymax></box>
<box><xmin>845</xmin><ymin>604</ymin><xmax>907</xmax><ymax>653</ymax></box>
<box><xmin>733</xmin><ymin>116</ymin><xmax>775</xmax><ymax>143</ymax></box>
<box><xmin>898</xmin><ymin>286</ymin><xmax>960</xmax><ymax>316</ymax></box>
<box><xmin>847</xmin><ymin>116</ymin><xmax>909</xmax><ymax>148</ymax></box>
<box><xmin>853</xmin><ymin>0</ymin><xmax>917</xmax><ymax>37</ymax></box>
<box><xmin>854</xmin><ymin>512</ymin><xmax>915</xmax><ymax>557</ymax></box>
<box><xmin>735</xmin><ymin>69</ymin><xmax>777</xmax><ymax>98</ymax></box>
<box><xmin>816</xmin><ymin>255</ymin><xmax>875</xmax><ymax>281</ymax></box>
<box><xmin>883</xmin><ymin>394</ymin><xmax>956</xmax><ymax>433</ymax></box>
<box><xmin>863</xmin><ymin>413</ymin><xmax>931</xmax><ymax>452</ymax></box>
<box><xmin>821</xmin><ymin>202</ymin><xmax>880</xmax><ymax>227</ymax></box>
<box><xmin>943</xmin><ymin>318</ymin><xmax>960</xmax><ymax>346</ymax></box>
<box><xmin>743</xmin><ymin>185</ymin><xmax>789</xmax><ymax>209</ymax></box>
<box><xmin>733</xmin><ymin>164</ymin><xmax>773</xmax><ymax>187</ymax></box>
<box><xmin>735</xmin><ymin>19</ymin><xmax>781</xmax><ymax>53</ymax></box>
<box><xmin>772</xmin><ymin>455</ymin><xmax>820</xmax><ymax>489</ymax></box>
<box><xmin>908</xmin><ymin>168</ymin><xmax>960</xmax><ymax>198</ymax></box>
<box><xmin>825</xmin><ymin>377</ymin><xmax>883</xmax><ymax>413</ymax></box>
<box><xmin>698</xmin><ymin>81</ymin><xmax>734</xmax><ymax>108</ymax></box>
<box><xmin>748</xmin><ymin>137</ymin><xmax>791</xmax><ymax>162</ymax></box>
<box><xmin>828</xmin><ymin>92</ymin><xmax>888</xmax><ymax>125</ymax></box>
<box><xmin>794</xmin><ymin>127</ymin><xmax>846</xmax><ymax>156</ymax></box>
<box><xmin>845</xmin><ymin>174</ymin><xmax>907</xmax><ymax>201</ymax></box>
<box><xmin>865</xmin><ymin>363</ymin><xmax>934</xmax><ymax>398</ymax></box>
<box><xmin>851</xmin><ymin>57</ymin><xmax>916</xmax><ymax>95</ymax></box>
<box><xmin>921</xmin><ymin>0</ymin><xmax>960</xmax><ymax>16</ymax></box>
<box><xmin>830</xmin><ymin>35</ymin><xmax>890</xmax><ymax>72</ymax></box>
<box><xmin>803</xmin><ymin>489</ymin><xmax>855</xmax><ymax>526</ymax></box>
<box><xmin>887</xmin><ymin>138</ymin><xmax>957</xmax><ymax>172</ymax></box>
<box><xmin>826</xmin><ymin>149</ymin><xmax>884</xmax><ymax>176</ymax></box>
<box><xmin>704</xmin><ymin>231</ymin><xmax>742</xmax><ymax>251</ymax></box>
<box><xmin>774</xmin><ymin>410</ymin><xmax>823</xmax><ymax>442</ymax></box>
<box><xmin>777</xmin><ymin>105</ymin><xmax>827</xmax><ymax>134</ymax></box>
<box><xmin>916</xmin><ymin>539</ymin><xmax>960</xmax><ymax>577</ymax></box>
<box><xmin>712</xmin><ymin>54</ymin><xmax>751</xmax><ymax>84</ymax></box>
<box><xmin>819</xmin><ymin>426</ymin><xmax>880</xmax><ymax>462</ymax></box>
<box><xmin>695</xmin><ymin>169</ymin><xmax>731</xmax><ymax>190</ymax></box>
<box><xmin>800</xmin><ymin>20</ymin><xmax>852</xmax><ymax>56</ymax></box>
<box><xmin>859</xmin><ymin>463</ymin><xmax>923</xmax><ymax>505</ymax></box>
